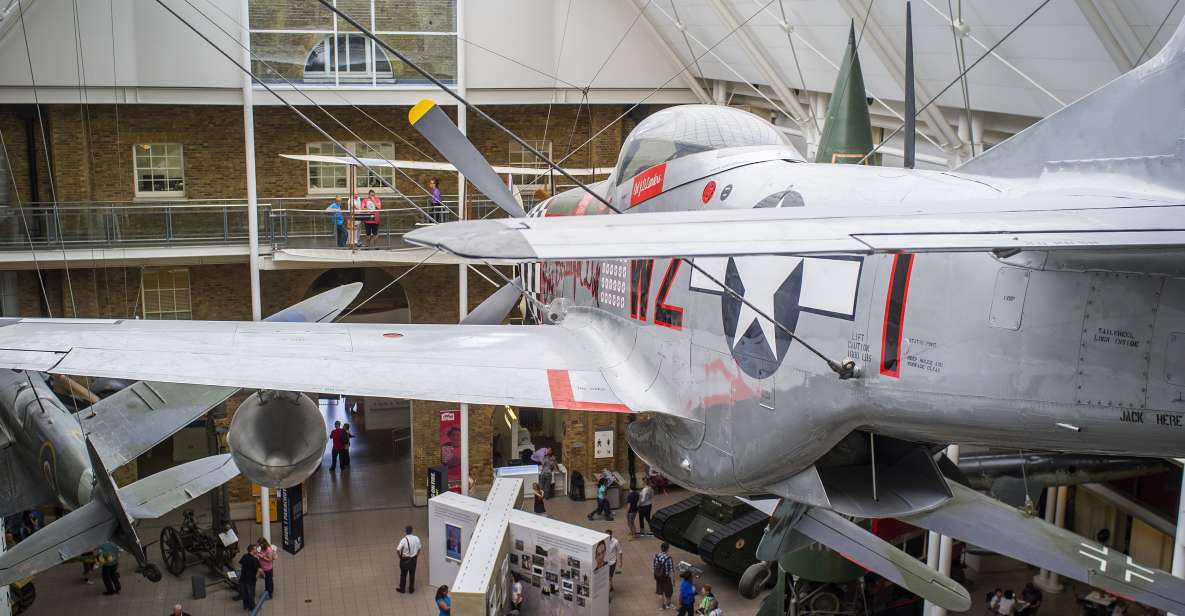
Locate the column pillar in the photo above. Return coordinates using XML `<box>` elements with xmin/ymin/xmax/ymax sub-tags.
<box><xmin>457</xmin><ymin>0</ymin><xmax>470</xmax><ymax>497</ymax></box>
<box><xmin>1036</xmin><ymin>486</ymin><xmax>1068</xmax><ymax>592</ymax></box>
<box><xmin>925</xmin><ymin>445</ymin><xmax>959</xmax><ymax>616</ymax></box>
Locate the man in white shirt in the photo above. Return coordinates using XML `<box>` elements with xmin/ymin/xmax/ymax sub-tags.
<box><xmin>638</xmin><ymin>483</ymin><xmax>655</xmax><ymax>535</ymax></box>
<box><xmin>604</xmin><ymin>529</ymin><xmax>622</xmax><ymax>592</ymax></box>
<box><xmin>396</xmin><ymin>525</ymin><xmax>422</xmax><ymax>594</ymax></box>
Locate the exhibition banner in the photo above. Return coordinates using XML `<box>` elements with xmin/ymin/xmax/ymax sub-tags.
<box><xmin>278</xmin><ymin>484</ymin><xmax>304</xmax><ymax>555</ymax></box>
<box><xmin>440</xmin><ymin>410</ymin><xmax>462</xmax><ymax>493</ymax></box>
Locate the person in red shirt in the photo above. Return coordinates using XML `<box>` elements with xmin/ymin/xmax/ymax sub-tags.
<box><xmin>362</xmin><ymin>190</ymin><xmax>381</xmax><ymax>249</ymax></box>
<box><xmin>328</xmin><ymin>420</ymin><xmax>345</xmax><ymax>471</ymax></box>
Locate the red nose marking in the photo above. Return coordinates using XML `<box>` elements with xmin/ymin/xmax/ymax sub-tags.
<box><xmin>702</xmin><ymin>180</ymin><xmax>717</xmax><ymax>204</ymax></box>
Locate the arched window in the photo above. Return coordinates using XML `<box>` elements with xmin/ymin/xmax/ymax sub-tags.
<box><xmin>304</xmin><ymin>33</ymin><xmax>394</xmax><ymax>84</ymax></box>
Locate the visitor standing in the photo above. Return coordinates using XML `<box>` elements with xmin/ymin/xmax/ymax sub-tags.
<box><xmin>341</xmin><ymin>423</ymin><xmax>355</xmax><ymax>468</ymax></box>
<box><xmin>626</xmin><ymin>486</ymin><xmax>640</xmax><ymax>538</ymax></box>
<box><xmin>436</xmin><ymin>585</ymin><xmax>452</xmax><ymax>615</ymax></box>
<box><xmin>328</xmin><ymin>421</ymin><xmax>345</xmax><ymax>471</ymax></box>
<box><xmin>257</xmin><ymin>537</ymin><xmax>276</xmax><ymax>599</ymax></box>
<box><xmin>397</xmin><ymin>525</ymin><xmax>422</xmax><ymax>593</ymax></box>
<box><xmin>532</xmin><ymin>482</ymin><xmax>547</xmax><ymax>517</ymax></box>
<box><xmin>238</xmin><ymin>544</ymin><xmax>260</xmax><ymax>611</ymax></box>
<box><xmin>429</xmin><ymin>178</ymin><xmax>444</xmax><ymax>222</ymax></box>
<box><xmin>604</xmin><ymin>530</ymin><xmax>622</xmax><ymax>592</ymax></box>
<box><xmin>699</xmin><ymin>584</ymin><xmax>717</xmax><ymax>614</ymax></box>
<box><xmin>677</xmin><ymin>570</ymin><xmax>697</xmax><ymax>616</ymax></box>
<box><xmin>362</xmin><ymin>190</ymin><xmax>381</xmax><ymax>248</ymax></box>
<box><xmin>539</xmin><ymin>454</ymin><xmax>557</xmax><ymax>498</ymax></box>
<box><xmin>325</xmin><ymin>196</ymin><xmax>346</xmax><ymax>247</ymax></box>
<box><xmin>97</xmin><ymin>541</ymin><xmax>121</xmax><ymax>596</ymax></box>
<box><xmin>653</xmin><ymin>542</ymin><xmax>674</xmax><ymax>610</ymax></box>
<box><xmin>638</xmin><ymin>481</ymin><xmax>654</xmax><ymax>534</ymax></box>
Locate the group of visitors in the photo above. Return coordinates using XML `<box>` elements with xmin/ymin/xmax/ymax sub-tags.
<box><xmin>626</xmin><ymin>480</ymin><xmax>655</xmax><ymax>537</ymax></box>
<box><xmin>653</xmin><ymin>542</ymin><xmax>722</xmax><ymax>614</ymax></box>
<box><xmin>324</xmin><ymin>189</ymin><xmax>384</xmax><ymax>249</ymax></box>
<box><xmin>987</xmin><ymin>583</ymin><xmax>1043</xmax><ymax>616</ymax></box>
<box><xmin>328</xmin><ymin>420</ymin><xmax>355</xmax><ymax>471</ymax></box>
<box><xmin>236</xmin><ymin>537</ymin><xmax>277</xmax><ymax>611</ymax></box>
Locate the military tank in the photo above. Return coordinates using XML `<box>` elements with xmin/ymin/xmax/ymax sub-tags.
<box><xmin>651</xmin><ymin>495</ymin><xmax>769</xmax><ymax>578</ymax></box>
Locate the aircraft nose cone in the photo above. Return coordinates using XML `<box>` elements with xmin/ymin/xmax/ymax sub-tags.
<box><xmin>228</xmin><ymin>391</ymin><xmax>327</xmax><ymax>489</ymax></box>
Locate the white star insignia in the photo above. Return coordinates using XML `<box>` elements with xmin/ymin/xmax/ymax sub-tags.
<box><xmin>730</xmin><ymin>256</ymin><xmax>802</xmax><ymax>357</ymax></box>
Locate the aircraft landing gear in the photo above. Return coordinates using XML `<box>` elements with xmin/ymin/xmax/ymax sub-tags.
<box><xmin>740</xmin><ymin>561</ymin><xmax>774</xmax><ymax>599</ymax></box>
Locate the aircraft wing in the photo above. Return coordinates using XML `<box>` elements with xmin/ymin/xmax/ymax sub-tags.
<box><xmin>119</xmin><ymin>454</ymin><xmax>239</xmax><ymax>519</ymax></box>
<box><xmin>280</xmin><ymin>154</ymin><xmax>611</xmax><ymax>177</ymax></box>
<box><xmin>0</xmin><ymin>311</ymin><xmax>659</xmax><ymax>413</ymax></box>
<box><xmin>905</xmin><ymin>481</ymin><xmax>1185</xmax><ymax>614</ymax></box>
<box><xmin>403</xmin><ymin>195</ymin><xmax>1185</xmax><ymax>260</ymax></box>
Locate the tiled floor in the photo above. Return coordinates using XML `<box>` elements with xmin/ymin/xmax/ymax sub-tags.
<box><xmin>22</xmin><ymin>401</ymin><xmax>763</xmax><ymax>615</ymax></box>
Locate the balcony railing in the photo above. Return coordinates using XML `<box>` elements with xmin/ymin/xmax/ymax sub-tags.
<box><xmin>0</xmin><ymin>198</ymin><xmax>505</xmax><ymax>253</ymax></box>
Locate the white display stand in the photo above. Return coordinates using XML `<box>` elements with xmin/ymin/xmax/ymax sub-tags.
<box><xmin>429</xmin><ymin>478</ymin><xmax>610</xmax><ymax>616</ymax></box>
<box><xmin>496</xmin><ymin>464</ymin><xmax>540</xmax><ymax>500</ymax></box>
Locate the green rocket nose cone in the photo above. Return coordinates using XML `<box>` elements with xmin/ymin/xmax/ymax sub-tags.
<box><xmin>815</xmin><ymin>21</ymin><xmax>876</xmax><ymax>165</ymax></box>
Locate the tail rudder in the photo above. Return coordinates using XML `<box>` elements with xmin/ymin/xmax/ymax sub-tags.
<box><xmin>957</xmin><ymin>14</ymin><xmax>1185</xmax><ymax>190</ymax></box>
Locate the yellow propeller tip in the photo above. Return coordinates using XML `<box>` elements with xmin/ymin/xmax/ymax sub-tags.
<box><xmin>409</xmin><ymin>99</ymin><xmax>436</xmax><ymax>125</ymax></box>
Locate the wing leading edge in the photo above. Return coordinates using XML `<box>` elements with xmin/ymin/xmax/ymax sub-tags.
<box><xmin>403</xmin><ymin>196</ymin><xmax>1185</xmax><ymax>260</ymax></box>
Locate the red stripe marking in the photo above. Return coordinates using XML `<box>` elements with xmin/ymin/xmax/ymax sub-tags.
<box><xmin>546</xmin><ymin>369</ymin><xmax>631</xmax><ymax>413</ymax></box>
<box><xmin>879</xmin><ymin>254</ymin><xmax>915</xmax><ymax>378</ymax></box>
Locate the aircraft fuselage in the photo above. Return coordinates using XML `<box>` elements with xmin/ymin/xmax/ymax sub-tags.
<box><xmin>533</xmin><ymin>149</ymin><xmax>1185</xmax><ymax>499</ymax></box>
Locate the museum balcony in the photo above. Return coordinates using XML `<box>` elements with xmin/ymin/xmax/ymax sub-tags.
<box><xmin>0</xmin><ymin>197</ymin><xmax>502</xmax><ymax>269</ymax></box>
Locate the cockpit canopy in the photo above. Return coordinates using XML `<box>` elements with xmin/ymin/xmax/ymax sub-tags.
<box><xmin>614</xmin><ymin>105</ymin><xmax>795</xmax><ymax>182</ymax></box>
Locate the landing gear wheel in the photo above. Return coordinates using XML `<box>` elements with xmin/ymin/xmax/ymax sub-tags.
<box><xmin>739</xmin><ymin>562</ymin><xmax>772</xmax><ymax>599</ymax></box>
<box><xmin>160</xmin><ymin>526</ymin><xmax>186</xmax><ymax>577</ymax></box>
<box><xmin>142</xmin><ymin>563</ymin><xmax>162</xmax><ymax>583</ymax></box>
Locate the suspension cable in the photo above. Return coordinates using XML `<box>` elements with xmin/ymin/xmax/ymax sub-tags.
<box><xmin>153</xmin><ymin>0</ymin><xmax>443</xmax><ymax>225</ymax></box>
<box><xmin>16</xmin><ymin>0</ymin><xmax>77</xmax><ymax>318</ymax></box>
<box><xmin>857</xmin><ymin>0</ymin><xmax>1055</xmax><ymax>166</ymax></box>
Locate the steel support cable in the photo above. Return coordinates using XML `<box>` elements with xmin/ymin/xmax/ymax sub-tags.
<box><xmin>916</xmin><ymin>0</ymin><xmax>1064</xmax><ymax>107</ymax></box>
<box><xmin>587</xmin><ymin>0</ymin><xmax>651</xmax><ymax>90</ymax></box>
<box><xmin>16</xmin><ymin>0</ymin><xmax>77</xmax><ymax>318</ymax></box>
<box><xmin>777</xmin><ymin>0</ymin><xmax>820</xmax><ymax>136</ymax></box>
<box><xmin>340</xmin><ymin>249</ymin><xmax>438</xmax><ymax>319</ymax></box>
<box><xmin>108</xmin><ymin>0</ymin><xmax>130</xmax><ymax>317</ymax></box>
<box><xmin>459</xmin><ymin>36</ymin><xmax>584</xmax><ymax>90</ymax></box>
<box><xmin>1136</xmin><ymin>0</ymin><xmax>1183</xmax><ymax>65</ymax></box>
<box><xmin>0</xmin><ymin>127</ymin><xmax>52</xmax><ymax>315</ymax></box>
<box><xmin>517</xmin><ymin>0</ymin><xmax>784</xmax><ymax>189</ymax></box>
<box><xmin>669</xmin><ymin>0</ymin><xmax>707</xmax><ymax>83</ymax></box>
<box><xmin>857</xmin><ymin>0</ymin><xmax>1055</xmax><ymax>166</ymax></box>
<box><xmin>746</xmin><ymin>0</ymin><xmax>944</xmax><ymax>151</ymax></box>
<box><xmin>317</xmin><ymin>0</ymin><xmax>623</xmax><ymax>215</ymax></box>
<box><xmin>197</xmin><ymin>0</ymin><xmax>439</xmax><ymax>163</ymax></box>
<box><xmin>541</xmin><ymin>0</ymin><xmax>574</xmax><ymax>144</ymax></box>
<box><xmin>72</xmin><ymin>0</ymin><xmax>112</xmax><ymax>318</ymax></box>
<box><xmin>154</xmin><ymin>0</ymin><xmax>443</xmax><ymax>225</ymax></box>
<box><xmin>187</xmin><ymin>0</ymin><xmax>448</xmax><ymax>218</ymax></box>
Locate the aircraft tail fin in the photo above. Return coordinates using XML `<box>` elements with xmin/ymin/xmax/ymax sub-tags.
<box><xmin>906</xmin><ymin>481</ymin><xmax>1185</xmax><ymax>614</ymax></box>
<box><xmin>957</xmin><ymin>15</ymin><xmax>1185</xmax><ymax>191</ymax></box>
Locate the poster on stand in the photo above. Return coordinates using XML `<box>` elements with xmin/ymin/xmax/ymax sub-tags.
<box><xmin>440</xmin><ymin>410</ymin><xmax>462</xmax><ymax>493</ymax></box>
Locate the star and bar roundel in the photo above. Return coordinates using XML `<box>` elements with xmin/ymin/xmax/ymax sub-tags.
<box><xmin>691</xmin><ymin>256</ymin><xmax>864</xmax><ymax>379</ymax></box>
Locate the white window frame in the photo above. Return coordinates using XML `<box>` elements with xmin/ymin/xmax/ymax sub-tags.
<box><xmin>140</xmin><ymin>267</ymin><xmax>192</xmax><ymax>320</ymax></box>
<box><xmin>132</xmin><ymin>143</ymin><xmax>186</xmax><ymax>198</ymax></box>
<box><xmin>306</xmin><ymin>141</ymin><xmax>397</xmax><ymax>195</ymax></box>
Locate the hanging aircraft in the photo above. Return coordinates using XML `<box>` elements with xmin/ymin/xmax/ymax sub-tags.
<box><xmin>2</xmin><ymin>1</ymin><xmax>1185</xmax><ymax>612</ymax></box>
<box><xmin>0</xmin><ymin>283</ymin><xmax>360</xmax><ymax>586</ymax></box>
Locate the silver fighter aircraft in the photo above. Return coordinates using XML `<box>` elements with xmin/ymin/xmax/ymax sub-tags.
<box><xmin>1</xmin><ymin>9</ymin><xmax>1185</xmax><ymax>614</ymax></box>
<box><xmin>0</xmin><ymin>283</ymin><xmax>360</xmax><ymax>586</ymax></box>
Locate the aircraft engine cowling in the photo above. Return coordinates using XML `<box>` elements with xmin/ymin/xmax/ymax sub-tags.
<box><xmin>229</xmin><ymin>390</ymin><xmax>327</xmax><ymax>489</ymax></box>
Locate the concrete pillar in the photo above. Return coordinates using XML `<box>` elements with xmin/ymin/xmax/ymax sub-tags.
<box><xmin>926</xmin><ymin>445</ymin><xmax>959</xmax><ymax>616</ymax></box>
<box><xmin>457</xmin><ymin>0</ymin><xmax>470</xmax><ymax>497</ymax></box>
<box><xmin>1036</xmin><ymin>486</ymin><xmax>1068</xmax><ymax>593</ymax></box>
<box><xmin>1034</xmin><ymin>486</ymin><xmax>1057</xmax><ymax>587</ymax></box>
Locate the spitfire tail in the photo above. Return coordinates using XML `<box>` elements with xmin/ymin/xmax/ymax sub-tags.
<box><xmin>957</xmin><ymin>15</ymin><xmax>1185</xmax><ymax>191</ymax></box>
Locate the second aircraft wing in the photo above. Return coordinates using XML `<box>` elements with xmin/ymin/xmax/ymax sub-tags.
<box><xmin>403</xmin><ymin>195</ymin><xmax>1185</xmax><ymax>260</ymax></box>
<box><xmin>0</xmin><ymin>310</ymin><xmax>667</xmax><ymax>414</ymax></box>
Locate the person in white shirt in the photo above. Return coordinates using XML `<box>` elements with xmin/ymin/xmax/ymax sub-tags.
<box><xmin>396</xmin><ymin>525</ymin><xmax>422</xmax><ymax>594</ymax></box>
<box><xmin>638</xmin><ymin>482</ymin><xmax>655</xmax><ymax>535</ymax></box>
<box><xmin>603</xmin><ymin>529</ymin><xmax>622</xmax><ymax>592</ymax></box>
<box><xmin>996</xmin><ymin>590</ymin><xmax>1017</xmax><ymax>616</ymax></box>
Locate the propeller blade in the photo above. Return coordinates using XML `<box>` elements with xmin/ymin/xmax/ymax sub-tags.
<box><xmin>409</xmin><ymin>100</ymin><xmax>527</xmax><ymax>218</ymax></box>
<box><xmin>904</xmin><ymin>1</ymin><xmax>917</xmax><ymax>169</ymax></box>
<box><xmin>461</xmin><ymin>280</ymin><xmax>523</xmax><ymax>325</ymax></box>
